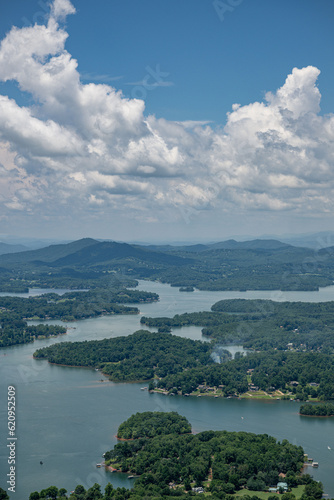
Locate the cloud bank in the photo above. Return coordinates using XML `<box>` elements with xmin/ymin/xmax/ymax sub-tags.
<box><xmin>0</xmin><ymin>0</ymin><xmax>333</xmax><ymax>236</ymax></box>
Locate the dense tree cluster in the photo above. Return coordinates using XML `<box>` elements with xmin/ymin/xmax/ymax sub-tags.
<box><xmin>33</xmin><ymin>331</ymin><xmax>212</xmax><ymax>381</ymax></box>
<box><xmin>156</xmin><ymin>350</ymin><xmax>334</xmax><ymax>400</ymax></box>
<box><xmin>156</xmin><ymin>361</ymin><xmax>248</xmax><ymax>396</ymax></box>
<box><xmin>299</xmin><ymin>403</ymin><xmax>334</xmax><ymax>416</ymax></box>
<box><xmin>116</xmin><ymin>412</ymin><xmax>191</xmax><ymax>439</ymax></box>
<box><xmin>27</xmin><ymin>479</ymin><xmax>327</xmax><ymax>500</ymax></box>
<box><xmin>0</xmin><ymin>271</ymin><xmax>139</xmax><ymax>293</ymax></box>
<box><xmin>0</xmin><ymin>312</ymin><xmax>66</xmax><ymax>346</ymax></box>
<box><xmin>0</xmin><ymin>288</ymin><xmax>158</xmax><ymax>322</ymax></box>
<box><xmin>0</xmin><ymin>277</ymin><xmax>29</xmax><ymax>292</ymax></box>
<box><xmin>243</xmin><ymin>351</ymin><xmax>334</xmax><ymax>399</ymax></box>
<box><xmin>238</xmin><ymin>351</ymin><xmax>334</xmax><ymax>400</ymax></box>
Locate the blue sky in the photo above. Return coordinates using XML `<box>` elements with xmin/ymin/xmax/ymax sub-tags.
<box><xmin>0</xmin><ymin>0</ymin><xmax>333</xmax><ymax>242</ymax></box>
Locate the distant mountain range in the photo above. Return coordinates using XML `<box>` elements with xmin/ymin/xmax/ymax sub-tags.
<box><xmin>0</xmin><ymin>238</ymin><xmax>191</xmax><ymax>268</ymax></box>
<box><xmin>0</xmin><ymin>238</ymin><xmax>97</xmax><ymax>263</ymax></box>
<box><xmin>1</xmin><ymin>236</ymin><xmax>334</xmax><ymax>291</ymax></box>
<box><xmin>145</xmin><ymin>239</ymin><xmax>292</xmax><ymax>253</ymax></box>
<box><xmin>0</xmin><ymin>237</ymin><xmax>294</xmax><ymax>264</ymax></box>
<box><xmin>0</xmin><ymin>242</ymin><xmax>29</xmax><ymax>255</ymax></box>
<box><xmin>2</xmin><ymin>230</ymin><xmax>334</xmax><ymax>254</ymax></box>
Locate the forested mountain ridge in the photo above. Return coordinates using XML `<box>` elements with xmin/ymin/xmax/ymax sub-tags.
<box><xmin>1</xmin><ymin>237</ymin><xmax>334</xmax><ymax>291</ymax></box>
<box><xmin>50</xmin><ymin>241</ymin><xmax>192</xmax><ymax>267</ymax></box>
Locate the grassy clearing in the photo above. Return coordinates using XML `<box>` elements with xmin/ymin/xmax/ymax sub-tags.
<box><xmin>233</xmin><ymin>486</ymin><xmax>305</xmax><ymax>499</ymax></box>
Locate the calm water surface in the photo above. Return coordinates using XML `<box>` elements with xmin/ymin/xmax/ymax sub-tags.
<box><xmin>1</xmin><ymin>281</ymin><xmax>334</xmax><ymax>498</ymax></box>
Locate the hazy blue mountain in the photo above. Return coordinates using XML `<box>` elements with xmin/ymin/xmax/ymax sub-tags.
<box><xmin>144</xmin><ymin>243</ymin><xmax>208</xmax><ymax>253</ymax></box>
<box><xmin>205</xmin><ymin>239</ymin><xmax>292</xmax><ymax>251</ymax></box>
<box><xmin>145</xmin><ymin>239</ymin><xmax>292</xmax><ymax>253</ymax></box>
<box><xmin>0</xmin><ymin>238</ymin><xmax>98</xmax><ymax>263</ymax></box>
<box><xmin>279</xmin><ymin>231</ymin><xmax>334</xmax><ymax>249</ymax></box>
<box><xmin>0</xmin><ymin>242</ymin><xmax>29</xmax><ymax>255</ymax></box>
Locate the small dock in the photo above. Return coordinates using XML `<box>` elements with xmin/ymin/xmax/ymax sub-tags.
<box><xmin>303</xmin><ymin>455</ymin><xmax>318</xmax><ymax>468</ymax></box>
<box><xmin>96</xmin><ymin>461</ymin><xmax>106</xmax><ymax>468</ymax></box>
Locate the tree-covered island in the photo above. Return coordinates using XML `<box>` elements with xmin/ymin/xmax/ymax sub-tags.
<box><xmin>104</xmin><ymin>412</ymin><xmax>308</xmax><ymax>496</ymax></box>
<box><xmin>27</xmin><ymin>412</ymin><xmax>325</xmax><ymax>499</ymax></box>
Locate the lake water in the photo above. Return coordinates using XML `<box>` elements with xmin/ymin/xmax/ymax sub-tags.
<box><xmin>1</xmin><ymin>281</ymin><xmax>334</xmax><ymax>498</ymax></box>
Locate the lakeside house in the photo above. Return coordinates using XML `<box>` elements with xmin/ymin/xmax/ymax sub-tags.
<box><xmin>192</xmin><ymin>487</ymin><xmax>204</xmax><ymax>493</ymax></box>
<box><xmin>249</xmin><ymin>385</ymin><xmax>259</xmax><ymax>391</ymax></box>
<box><xmin>269</xmin><ymin>482</ymin><xmax>289</xmax><ymax>493</ymax></box>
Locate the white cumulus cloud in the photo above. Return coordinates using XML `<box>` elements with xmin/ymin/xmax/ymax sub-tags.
<box><xmin>0</xmin><ymin>0</ymin><xmax>333</xmax><ymax>235</ymax></box>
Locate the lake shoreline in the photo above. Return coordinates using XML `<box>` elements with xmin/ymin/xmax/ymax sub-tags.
<box><xmin>3</xmin><ymin>280</ymin><xmax>334</xmax><ymax>498</ymax></box>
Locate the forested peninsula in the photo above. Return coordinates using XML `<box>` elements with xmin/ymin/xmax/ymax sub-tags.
<box><xmin>141</xmin><ymin>298</ymin><xmax>334</xmax><ymax>352</ymax></box>
<box><xmin>34</xmin><ymin>331</ymin><xmax>212</xmax><ymax>382</ymax></box>
<box><xmin>33</xmin><ymin>329</ymin><xmax>334</xmax><ymax>400</ymax></box>
<box><xmin>299</xmin><ymin>403</ymin><xmax>334</xmax><ymax>416</ymax></box>
<box><xmin>0</xmin><ymin>287</ymin><xmax>158</xmax><ymax>347</ymax></box>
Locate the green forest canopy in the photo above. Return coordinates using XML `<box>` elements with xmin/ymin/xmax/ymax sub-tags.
<box><xmin>116</xmin><ymin>412</ymin><xmax>191</xmax><ymax>439</ymax></box>
<box><xmin>103</xmin><ymin>412</ymin><xmax>311</xmax><ymax>497</ymax></box>
<box><xmin>33</xmin><ymin>330</ymin><xmax>212</xmax><ymax>382</ymax></box>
